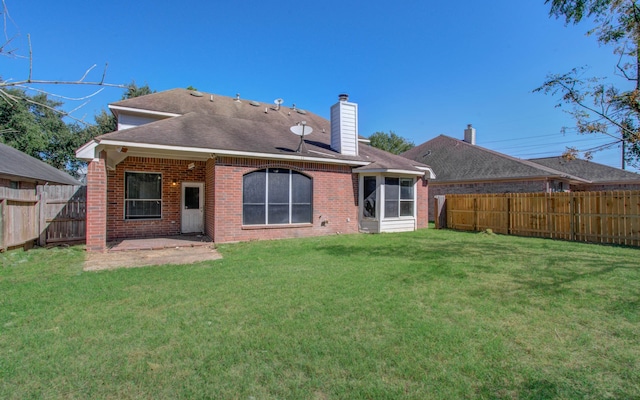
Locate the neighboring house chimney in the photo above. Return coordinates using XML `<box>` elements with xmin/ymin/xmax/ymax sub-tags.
<box><xmin>464</xmin><ymin>124</ymin><xmax>476</xmax><ymax>145</ymax></box>
<box><xmin>330</xmin><ymin>94</ymin><xmax>359</xmax><ymax>156</ymax></box>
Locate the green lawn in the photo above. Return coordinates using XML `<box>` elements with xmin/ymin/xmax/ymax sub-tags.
<box><xmin>1</xmin><ymin>229</ymin><xmax>639</xmax><ymax>399</ymax></box>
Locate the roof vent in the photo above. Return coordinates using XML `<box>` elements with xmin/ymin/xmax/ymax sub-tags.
<box><xmin>250</xmin><ymin>101</ymin><xmax>260</xmax><ymax>107</ymax></box>
<box><xmin>235</xmin><ymin>93</ymin><xmax>241</xmax><ymax>102</ymax></box>
<box><xmin>190</xmin><ymin>91</ymin><xmax>204</xmax><ymax>97</ymax></box>
<box><xmin>296</xmin><ymin>109</ymin><xmax>307</xmax><ymax>115</ymax></box>
<box><xmin>338</xmin><ymin>93</ymin><xmax>349</xmax><ymax>102</ymax></box>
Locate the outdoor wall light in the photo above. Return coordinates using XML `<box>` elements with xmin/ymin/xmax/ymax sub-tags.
<box><xmin>172</xmin><ymin>180</ymin><xmax>177</xmax><ymax>186</ymax></box>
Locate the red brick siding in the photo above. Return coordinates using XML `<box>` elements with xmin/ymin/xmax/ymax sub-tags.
<box><xmin>212</xmin><ymin>157</ymin><xmax>359</xmax><ymax>243</ymax></box>
<box><xmin>86</xmin><ymin>154</ymin><xmax>107</xmax><ymax>251</ymax></box>
<box><xmin>106</xmin><ymin>157</ymin><xmax>206</xmax><ymax>241</ymax></box>
<box><xmin>204</xmin><ymin>158</ymin><xmax>216</xmax><ymax>239</ymax></box>
<box><xmin>416</xmin><ymin>176</ymin><xmax>429</xmax><ymax>229</ymax></box>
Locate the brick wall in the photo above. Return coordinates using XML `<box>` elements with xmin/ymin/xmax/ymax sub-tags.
<box><xmin>86</xmin><ymin>154</ymin><xmax>107</xmax><ymax>251</ymax></box>
<box><xmin>416</xmin><ymin>176</ymin><xmax>429</xmax><ymax>229</ymax></box>
<box><xmin>212</xmin><ymin>157</ymin><xmax>359</xmax><ymax>243</ymax></box>
<box><xmin>106</xmin><ymin>157</ymin><xmax>206</xmax><ymax>241</ymax></box>
<box><xmin>204</xmin><ymin>158</ymin><xmax>216</xmax><ymax>239</ymax></box>
<box><xmin>573</xmin><ymin>183</ymin><xmax>640</xmax><ymax>191</ymax></box>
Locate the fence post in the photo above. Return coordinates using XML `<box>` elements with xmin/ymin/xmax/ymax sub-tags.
<box><xmin>37</xmin><ymin>187</ymin><xmax>47</xmax><ymax>246</ymax></box>
<box><xmin>473</xmin><ymin>197</ymin><xmax>478</xmax><ymax>231</ymax></box>
<box><xmin>570</xmin><ymin>193</ymin><xmax>576</xmax><ymax>242</ymax></box>
<box><xmin>507</xmin><ymin>195</ymin><xmax>512</xmax><ymax>235</ymax></box>
<box><xmin>435</xmin><ymin>195</ymin><xmax>446</xmax><ymax>229</ymax></box>
<box><xmin>0</xmin><ymin>197</ymin><xmax>5</xmax><ymax>251</ymax></box>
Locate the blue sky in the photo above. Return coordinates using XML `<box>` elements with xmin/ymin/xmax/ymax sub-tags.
<box><xmin>3</xmin><ymin>0</ymin><xmax>637</xmax><ymax>171</ymax></box>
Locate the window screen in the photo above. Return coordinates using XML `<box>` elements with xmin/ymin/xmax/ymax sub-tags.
<box><xmin>243</xmin><ymin>169</ymin><xmax>312</xmax><ymax>225</ymax></box>
<box><xmin>125</xmin><ymin>172</ymin><xmax>162</xmax><ymax>219</ymax></box>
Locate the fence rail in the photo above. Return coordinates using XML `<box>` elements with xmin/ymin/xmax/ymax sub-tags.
<box><xmin>439</xmin><ymin>191</ymin><xmax>640</xmax><ymax>247</ymax></box>
<box><xmin>0</xmin><ymin>185</ymin><xmax>86</xmax><ymax>251</ymax></box>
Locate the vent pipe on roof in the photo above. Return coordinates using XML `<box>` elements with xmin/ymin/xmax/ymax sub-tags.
<box><xmin>330</xmin><ymin>93</ymin><xmax>358</xmax><ymax>156</ymax></box>
<box><xmin>464</xmin><ymin>124</ymin><xmax>476</xmax><ymax>145</ymax></box>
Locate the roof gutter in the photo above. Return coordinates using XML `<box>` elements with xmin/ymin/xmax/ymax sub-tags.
<box><xmin>80</xmin><ymin>139</ymin><xmax>371</xmax><ymax>166</ymax></box>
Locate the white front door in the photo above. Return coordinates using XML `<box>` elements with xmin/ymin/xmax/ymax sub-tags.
<box><xmin>181</xmin><ymin>182</ymin><xmax>204</xmax><ymax>233</ymax></box>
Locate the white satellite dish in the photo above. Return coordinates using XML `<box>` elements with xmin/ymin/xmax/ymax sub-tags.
<box><xmin>290</xmin><ymin>125</ymin><xmax>313</xmax><ymax>136</ymax></box>
<box><xmin>290</xmin><ymin>122</ymin><xmax>313</xmax><ymax>153</ymax></box>
<box><xmin>274</xmin><ymin>98</ymin><xmax>284</xmax><ymax>110</ymax></box>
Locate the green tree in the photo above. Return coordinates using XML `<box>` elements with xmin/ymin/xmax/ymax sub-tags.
<box><xmin>536</xmin><ymin>0</ymin><xmax>640</xmax><ymax>169</ymax></box>
<box><xmin>368</xmin><ymin>131</ymin><xmax>415</xmax><ymax>154</ymax></box>
<box><xmin>0</xmin><ymin>88</ymin><xmax>77</xmax><ymax>170</ymax></box>
<box><xmin>0</xmin><ymin>82</ymin><xmax>155</xmax><ymax>176</ymax></box>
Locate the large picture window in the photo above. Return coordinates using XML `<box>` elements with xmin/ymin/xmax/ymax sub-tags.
<box><xmin>243</xmin><ymin>168</ymin><xmax>312</xmax><ymax>225</ymax></box>
<box><xmin>125</xmin><ymin>172</ymin><xmax>162</xmax><ymax>219</ymax></box>
<box><xmin>384</xmin><ymin>177</ymin><xmax>414</xmax><ymax>218</ymax></box>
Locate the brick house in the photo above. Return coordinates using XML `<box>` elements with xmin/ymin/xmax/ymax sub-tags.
<box><xmin>401</xmin><ymin>126</ymin><xmax>640</xmax><ymax>220</ymax></box>
<box><xmin>77</xmin><ymin>90</ymin><xmax>435</xmax><ymax>251</ymax></box>
<box><xmin>0</xmin><ymin>142</ymin><xmax>80</xmax><ymax>189</ymax></box>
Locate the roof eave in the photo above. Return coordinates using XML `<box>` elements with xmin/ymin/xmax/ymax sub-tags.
<box><xmin>95</xmin><ymin>139</ymin><xmax>370</xmax><ymax>166</ymax></box>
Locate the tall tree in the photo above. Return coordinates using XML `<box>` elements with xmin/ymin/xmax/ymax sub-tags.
<box><xmin>368</xmin><ymin>131</ymin><xmax>415</xmax><ymax>155</ymax></box>
<box><xmin>536</xmin><ymin>0</ymin><xmax>640</xmax><ymax>169</ymax></box>
<box><xmin>0</xmin><ymin>88</ymin><xmax>75</xmax><ymax>170</ymax></box>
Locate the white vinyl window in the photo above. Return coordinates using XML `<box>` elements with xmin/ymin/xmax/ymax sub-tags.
<box><xmin>384</xmin><ymin>177</ymin><xmax>414</xmax><ymax>218</ymax></box>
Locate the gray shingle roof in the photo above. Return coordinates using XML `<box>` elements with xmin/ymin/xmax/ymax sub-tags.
<box><xmin>401</xmin><ymin>135</ymin><xmax>587</xmax><ymax>183</ymax></box>
<box><xmin>99</xmin><ymin>89</ymin><xmax>428</xmax><ymax>173</ymax></box>
<box><xmin>529</xmin><ymin>157</ymin><xmax>640</xmax><ymax>183</ymax></box>
<box><xmin>0</xmin><ymin>142</ymin><xmax>81</xmax><ymax>185</ymax></box>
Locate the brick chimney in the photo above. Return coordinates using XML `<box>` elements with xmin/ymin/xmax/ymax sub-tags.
<box><xmin>330</xmin><ymin>94</ymin><xmax>358</xmax><ymax>156</ymax></box>
<box><xmin>464</xmin><ymin>124</ymin><xmax>476</xmax><ymax>145</ymax></box>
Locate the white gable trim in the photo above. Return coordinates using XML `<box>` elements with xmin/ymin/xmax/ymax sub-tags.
<box><xmin>108</xmin><ymin>105</ymin><xmax>182</xmax><ymax>118</ymax></box>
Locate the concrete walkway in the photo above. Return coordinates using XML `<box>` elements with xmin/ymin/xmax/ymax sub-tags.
<box><xmin>84</xmin><ymin>235</ymin><xmax>220</xmax><ymax>271</ymax></box>
<box><xmin>107</xmin><ymin>234</ymin><xmax>213</xmax><ymax>251</ymax></box>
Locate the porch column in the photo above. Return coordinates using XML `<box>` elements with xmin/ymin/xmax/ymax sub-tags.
<box><xmin>86</xmin><ymin>152</ymin><xmax>107</xmax><ymax>252</ymax></box>
<box><xmin>417</xmin><ymin>176</ymin><xmax>429</xmax><ymax>229</ymax></box>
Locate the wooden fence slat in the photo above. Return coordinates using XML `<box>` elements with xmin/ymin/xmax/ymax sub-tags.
<box><xmin>443</xmin><ymin>190</ymin><xmax>640</xmax><ymax>247</ymax></box>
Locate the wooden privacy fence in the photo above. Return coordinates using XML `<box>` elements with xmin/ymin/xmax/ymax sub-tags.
<box><xmin>438</xmin><ymin>191</ymin><xmax>640</xmax><ymax>246</ymax></box>
<box><xmin>0</xmin><ymin>185</ymin><xmax>86</xmax><ymax>251</ymax></box>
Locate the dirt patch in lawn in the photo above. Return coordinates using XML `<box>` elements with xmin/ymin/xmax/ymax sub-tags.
<box><xmin>84</xmin><ymin>245</ymin><xmax>222</xmax><ymax>271</ymax></box>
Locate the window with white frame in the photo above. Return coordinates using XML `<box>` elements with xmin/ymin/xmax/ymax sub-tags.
<box><xmin>125</xmin><ymin>172</ymin><xmax>162</xmax><ymax>219</ymax></box>
<box><xmin>384</xmin><ymin>177</ymin><xmax>414</xmax><ymax>218</ymax></box>
<box><xmin>243</xmin><ymin>168</ymin><xmax>312</xmax><ymax>225</ymax></box>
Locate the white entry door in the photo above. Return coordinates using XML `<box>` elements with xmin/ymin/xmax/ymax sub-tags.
<box><xmin>181</xmin><ymin>182</ymin><xmax>204</xmax><ymax>233</ymax></box>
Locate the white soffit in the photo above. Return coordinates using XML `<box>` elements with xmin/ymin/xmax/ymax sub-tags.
<box><xmin>96</xmin><ymin>140</ymin><xmax>370</xmax><ymax>166</ymax></box>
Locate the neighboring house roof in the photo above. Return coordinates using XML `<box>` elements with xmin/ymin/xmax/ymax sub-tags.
<box><xmin>401</xmin><ymin>135</ymin><xmax>587</xmax><ymax>183</ymax></box>
<box><xmin>92</xmin><ymin>89</ymin><xmax>430</xmax><ymax>175</ymax></box>
<box><xmin>0</xmin><ymin>142</ymin><xmax>80</xmax><ymax>185</ymax></box>
<box><xmin>529</xmin><ymin>157</ymin><xmax>640</xmax><ymax>183</ymax></box>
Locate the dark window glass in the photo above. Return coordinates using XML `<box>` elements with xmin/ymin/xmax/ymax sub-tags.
<box><xmin>243</xmin><ymin>169</ymin><xmax>312</xmax><ymax>225</ymax></box>
<box><xmin>243</xmin><ymin>170</ymin><xmax>266</xmax><ymax>225</ymax></box>
<box><xmin>268</xmin><ymin>169</ymin><xmax>290</xmax><ymax>204</ymax></box>
<box><xmin>184</xmin><ymin>187</ymin><xmax>200</xmax><ymax>209</ymax></box>
<box><xmin>363</xmin><ymin>176</ymin><xmax>376</xmax><ymax>218</ymax></box>
<box><xmin>385</xmin><ymin>177</ymin><xmax>399</xmax><ymax>218</ymax></box>
<box><xmin>125</xmin><ymin>172</ymin><xmax>162</xmax><ymax>219</ymax></box>
<box><xmin>383</xmin><ymin>177</ymin><xmax>414</xmax><ymax>218</ymax></box>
